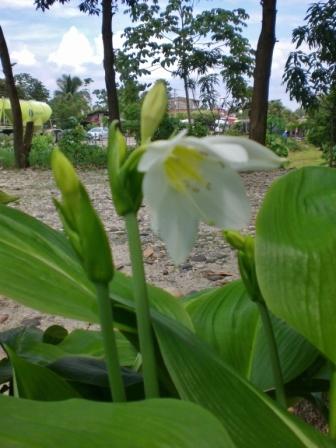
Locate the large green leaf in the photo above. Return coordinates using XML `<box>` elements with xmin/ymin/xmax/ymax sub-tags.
<box><xmin>0</xmin><ymin>205</ymin><xmax>97</xmax><ymax>322</ymax></box>
<box><xmin>185</xmin><ymin>281</ymin><xmax>318</xmax><ymax>390</ymax></box>
<box><xmin>0</xmin><ymin>396</ymin><xmax>233</xmax><ymax>447</ymax></box>
<box><xmin>7</xmin><ymin>347</ymin><xmax>79</xmax><ymax>400</ymax></box>
<box><xmin>255</xmin><ymin>167</ymin><xmax>336</xmax><ymax>364</ymax></box>
<box><xmin>0</xmin><ymin>205</ymin><xmax>192</xmax><ymax>329</ymax></box>
<box><xmin>1</xmin><ymin>327</ymin><xmax>136</xmax><ymax>367</ymax></box>
<box><xmin>153</xmin><ymin>314</ymin><xmax>335</xmax><ymax>448</ymax></box>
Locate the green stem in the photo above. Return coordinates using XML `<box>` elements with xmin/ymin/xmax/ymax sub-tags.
<box><xmin>329</xmin><ymin>363</ymin><xmax>336</xmax><ymax>439</ymax></box>
<box><xmin>256</xmin><ymin>301</ymin><xmax>287</xmax><ymax>409</ymax></box>
<box><xmin>95</xmin><ymin>282</ymin><xmax>126</xmax><ymax>402</ymax></box>
<box><xmin>124</xmin><ymin>212</ymin><xmax>159</xmax><ymax>398</ymax></box>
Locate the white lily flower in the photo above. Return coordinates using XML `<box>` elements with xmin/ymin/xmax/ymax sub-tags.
<box><xmin>138</xmin><ymin>131</ymin><xmax>283</xmax><ymax>264</ymax></box>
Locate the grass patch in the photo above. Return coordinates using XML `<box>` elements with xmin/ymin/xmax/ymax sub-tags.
<box><xmin>288</xmin><ymin>143</ymin><xmax>325</xmax><ymax>169</ymax></box>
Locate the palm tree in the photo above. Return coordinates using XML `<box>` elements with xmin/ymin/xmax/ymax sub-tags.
<box><xmin>55</xmin><ymin>74</ymin><xmax>83</xmax><ymax>97</ymax></box>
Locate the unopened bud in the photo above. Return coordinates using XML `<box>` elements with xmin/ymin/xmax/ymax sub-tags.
<box><xmin>141</xmin><ymin>81</ymin><xmax>167</xmax><ymax>144</ymax></box>
<box><xmin>223</xmin><ymin>230</ymin><xmax>245</xmax><ymax>251</ymax></box>
<box><xmin>51</xmin><ymin>149</ymin><xmax>79</xmax><ymax>195</ymax></box>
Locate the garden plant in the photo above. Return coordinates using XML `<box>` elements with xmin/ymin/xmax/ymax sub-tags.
<box><xmin>0</xmin><ymin>82</ymin><xmax>335</xmax><ymax>447</ymax></box>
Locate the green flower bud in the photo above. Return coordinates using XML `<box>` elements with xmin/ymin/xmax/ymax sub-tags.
<box><xmin>223</xmin><ymin>230</ymin><xmax>245</xmax><ymax>251</ymax></box>
<box><xmin>52</xmin><ymin>150</ymin><xmax>114</xmax><ymax>283</ymax></box>
<box><xmin>51</xmin><ymin>149</ymin><xmax>80</xmax><ymax>195</ymax></box>
<box><xmin>108</xmin><ymin>123</ymin><xmax>143</xmax><ymax>216</ymax></box>
<box><xmin>141</xmin><ymin>81</ymin><xmax>167</xmax><ymax>144</ymax></box>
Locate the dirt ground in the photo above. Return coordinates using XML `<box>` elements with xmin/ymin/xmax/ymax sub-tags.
<box><xmin>0</xmin><ymin>167</ymin><xmax>284</xmax><ymax>332</ymax></box>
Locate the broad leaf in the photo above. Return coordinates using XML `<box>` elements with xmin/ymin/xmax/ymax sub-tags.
<box><xmin>185</xmin><ymin>281</ymin><xmax>318</xmax><ymax>390</ymax></box>
<box><xmin>0</xmin><ymin>396</ymin><xmax>233</xmax><ymax>448</ymax></box>
<box><xmin>2</xmin><ymin>327</ymin><xmax>136</xmax><ymax>368</ymax></box>
<box><xmin>0</xmin><ymin>205</ymin><xmax>97</xmax><ymax>322</ymax></box>
<box><xmin>7</xmin><ymin>347</ymin><xmax>79</xmax><ymax>400</ymax></box>
<box><xmin>255</xmin><ymin>167</ymin><xmax>336</xmax><ymax>364</ymax></box>
<box><xmin>0</xmin><ymin>205</ymin><xmax>192</xmax><ymax>329</ymax></box>
<box><xmin>153</xmin><ymin>314</ymin><xmax>334</xmax><ymax>448</ymax></box>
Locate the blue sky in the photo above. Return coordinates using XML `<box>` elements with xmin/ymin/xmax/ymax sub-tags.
<box><xmin>0</xmin><ymin>0</ymin><xmax>316</xmax><ymax>109</ymax></box>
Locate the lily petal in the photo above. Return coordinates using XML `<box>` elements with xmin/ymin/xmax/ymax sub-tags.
<box><xmin>201</xmin><ymin>136</ymin><xmax>284</xmax><ymax>171</ymax></box>
<box><xmin>187</xmin><ymin>159</ymin><xmax>251</xmax><ymax>228</ymax></box>
<box><xmin>139</xmin><ymin>130</ymin><xmax>188</xmax><ymax>172</ymax></box>
<box><xmin>142</xmin><ymin>162</ymin><xmax>199</xmax><ymax>264</ymax></box>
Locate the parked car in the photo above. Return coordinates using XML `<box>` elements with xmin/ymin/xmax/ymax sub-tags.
<box><xmin>87</xmin><ymin>127</ymin><xmax>108</xmax><ymax>140</ymax></box>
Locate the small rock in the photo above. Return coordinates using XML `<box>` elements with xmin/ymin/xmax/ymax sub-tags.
<box><xmin>143</xmin><ymin>247</ymin><xmax>154</xmax><ymax>258</ymax></box>
<box><xmin>207</xmin><ymin>274</ymin><xmax>224</xmax><ymax>281</ymax></box>
<box><xmin>190</xmin><ymin>254</ymin><xmax>207</xmax><ymax>262</ymax></box>
<box><xmin>180</xmin><ymin>263</ymin><xmax>193</xmax><ymax>271</ymax></box>
<box><xmin>0</xmin><ymin>314</ymin><xmax>9</xmax><ymax>324</ymax></box>
<box><xmin>21</xmin><ymin>316</ymin><xmax>42</xmax><ymax>327</ymax></box>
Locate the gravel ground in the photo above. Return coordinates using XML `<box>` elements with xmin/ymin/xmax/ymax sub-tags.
<box><xmin>0</xmin><ymin>167</ymin><xmax>285</xmax><ymax>332</ymax></box>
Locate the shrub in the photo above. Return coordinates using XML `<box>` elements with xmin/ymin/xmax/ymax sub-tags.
<box><xmin>58</xmin><ymin>125</ymin><xmax>106</xmax><ymax>166</ymax></box>
<box><xmin>0</xmin><ymin>134</ymin><xmax>14</xmax><ymax>168</ymax></box>
<box><xmin>265</xmin><ymin>134</ymin><xmax>289</xmax><ymax>157</ymax></box>
<box><xmin>29</xmin><ymin>134</ymin><xmax>54</xmax><ymax>167</ymax></box>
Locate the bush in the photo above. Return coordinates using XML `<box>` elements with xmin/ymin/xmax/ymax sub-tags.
<box><xmin>265</xmin><ymin>134</ymin><xmax>289</xmax><ymax>157</ymax></box>
<box><xmin>58</xmin><ymin>125</ymin><xmax>107</xmax><ymax>167</ymax></box>
<box><xmin>0</xmin><ymin>134</ymin><xmax>14</xmax><ymax>168</ymax></box>
<box><xmin>153</xmin><ymin>115</ymin><xmax>183</xmax><ymax>140</ymax></box>
<box><xmin>187</xmin><ymin>121</ymin><xmax>208</xmax><ymax>137</ymax></box>
<box><xmin>29</xmin><ymin>134</ymin><xmax>54</xmax><ymax>167</ymax></box>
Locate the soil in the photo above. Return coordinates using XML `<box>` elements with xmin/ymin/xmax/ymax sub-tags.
<box><xmin>0</xmin><ymin>167</ymin><xmax>285</xmax><ymax>332</ymax></box>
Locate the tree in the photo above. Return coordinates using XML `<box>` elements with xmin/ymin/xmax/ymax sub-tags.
<box><xmin>14</xmin><ymin>73</ymin><xmax>49</xmax><ymax>102</ymax></box>
<box><xmin>34</xmin><ymin>0</ymin><xmax>130</xmax><ymax>124</ymax></box>
<box><xmin>283</xmin><ymin>0</ymin><xmax>336</xmax><ymax>165</ymax></box>
<box><xmin>249</xmin><ymin>0</ymin><xmax>277</xmax><ymax>145</ymax></box>
<box><xmin>0</xmin><ymin>26</ymin><xmax>26</xmax><ymax>168</ymax></box>
<box><xmin>55</xmin><ymin>74</ymin><xmax>83</xmax><ymax>96</ymax></box>
<box><xmin>123</xmin><ymin>0</ymin><xmax>253</xmax><ymax>125</ymax></box>
<box><xmin>51</xmin><ymin>74</ymin><xmax>90</xmax><ymax>129</ymax></box>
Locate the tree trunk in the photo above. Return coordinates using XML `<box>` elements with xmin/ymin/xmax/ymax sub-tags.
<box><xmin>249</xmin><ymin>0</ymin><xmax>277</xmax><ymax>145</ymax></box>
<box><xmin>183</xmin><ymin>74</ymin><xmax>192</xmax><ymax>126</ymax></box>
<box><xmin>0</xmin><ymin>26</ymin><xmax>24</xmax><ymax>168</ymax></box>
<box><xmin>102</xmin><ymin>0</ymin><xmax>120</xmax><ymax>125</ymax></box>
<box><xmin>22</xmin><ymin>121</ymin><xmax>34</xmax><ymax>168</ymax></box>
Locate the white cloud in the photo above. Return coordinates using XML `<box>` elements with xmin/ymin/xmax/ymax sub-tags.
<box><xmin>48</xmin><ymin>26</ymin><xmax>102</xmax><ymax>73</ymax></box>
<box><xmin>11</xmin><ymin>46</ymin><xmax>37</xmax><ymax>66</ymax></box>
<box><xmin>0</xmin><ymin>0</ymin><xmax>33</xmax><ymax>8</ymax></box>
<box><xmin>48</xmin><ymin>4</ymin><xmax>83</xmax><ymax>18</ymax></box>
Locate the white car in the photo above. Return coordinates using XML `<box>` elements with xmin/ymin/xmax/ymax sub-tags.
<box><xmin>87</xmin><ymin>127</ymin><xmax>108</xmax><ymax>140</ymax></box>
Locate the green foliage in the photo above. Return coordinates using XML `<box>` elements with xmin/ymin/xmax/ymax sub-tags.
<box><xmin>185</xmin><ymin>281</ymin><xmax>318</xmax><ymax>391</ymax></box>
<box><xmin>306</xmin><ymin>91</ymin><xmax>336</xmax><ymax>166</ymax></box>
<box><xmin>153</xmin><ymin>114</ymin><xmax>183</xmax><ymax>140</ymax></box>
<box><xmin>2</xmin><ymin>85</ymin><xmax>336</xmax><ymax>444</ymax></box>
<box><xmin>284</xmin><ymin>0</ymin><xmax>336</xmax><ymax>109</ymax></box>
<box><xmin>0</xmin><ymin>396</ymin><xmax>231</xmax><ymax>448</ymax></box>
<box><xmin>50</xmin><ymin>74</ymin><xmax>90</xmax><ymax>129</ymax></box>
<box><xmin>58</xmin><ymin>126</ymin><xmax>106</xmax><ymax>166</ymax></box>
<box><xmin>283</xmin><ymin>1</ymin><xmax>336</xmax><ymax>166</ymax></box>
<box><xmin>0</xmin><ymin>134</ymin><xmax>14</xmax><ymax>167</ymax></box>
<box><xmin>29</xmin><ymin>134</ymin><xmax>54</xmax><ymax>167</ymax></box>
<box><xmin>14</xmin><ymin>72</ymin><xmax>49</xmax><ymax>102</ymax></box>
<box><xmin>265</xmin><ymin>134</ymin><xmax>289</xmax><ymax>157</ymax></box>
<box><xmin>256</xmin><ymin>167</ymin><xmax>336</xmax><ymax>365</ymax></box>
<box><xmin>124</xmin><ymin>1</ymin><xmax>253</xmax><ymax>112</ymax></box>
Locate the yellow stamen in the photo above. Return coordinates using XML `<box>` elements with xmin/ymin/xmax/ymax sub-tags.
<box><xmin>164</xmin><ymin>145</ymin><xmax>206</xmax><ymax>192</ymax></box>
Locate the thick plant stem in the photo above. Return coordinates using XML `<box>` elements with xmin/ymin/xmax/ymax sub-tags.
<box><xmin>257</xmin><ymin>301</ymin><xmax>287</xmax><ymax>409</ymax></box>
<box><xmin>329</xmin><ymin>364</ymin><xmax>336</xmax><ymax>439</ymax></box>
<box><xmin>95</xmin><ymin>282</ymin><xmax>126</xmax><ymax>402</ymax></box>
<box><xmin>125</xmin><ymin>212</ymin><xmax>159</xmax><ymax>398</ymax></box>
